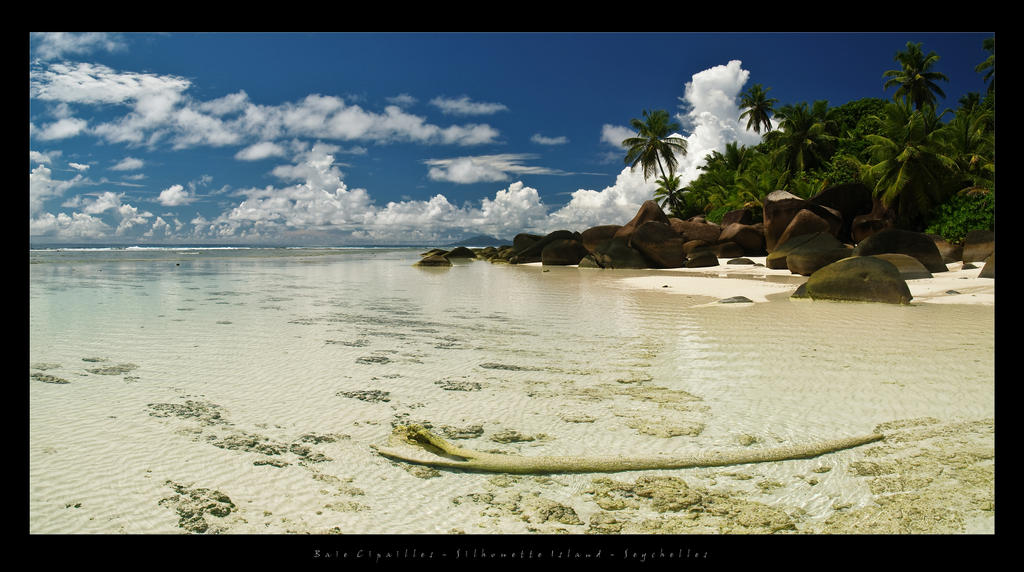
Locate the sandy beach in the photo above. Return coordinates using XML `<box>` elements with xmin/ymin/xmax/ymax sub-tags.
<box><xmin>563</xmin><ymin>256</ymin><xmax>995</xmax><ymax>306</ymax></box>
<box><xmin>29</xmin><ymin>248</ymin><xmax>995</xmax><ymax>538</ymax></box>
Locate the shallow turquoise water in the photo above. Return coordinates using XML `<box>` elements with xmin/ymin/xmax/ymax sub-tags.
<box><xmin>28</xmin><ymin>247</ymin><xmax>995</xmax><ymax>533</ymax></box>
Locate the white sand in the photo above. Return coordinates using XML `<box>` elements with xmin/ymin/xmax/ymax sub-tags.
<box><xmin>597</xmin><ymin>258</ymin><xmax>995</xmax><ymax>305</ymax></box>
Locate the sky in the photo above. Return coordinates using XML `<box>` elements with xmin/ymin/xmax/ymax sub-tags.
<box><xmin>28</xmin><ymin>32</ymin><xmax>994</xmax><ymax>246</ymax></box>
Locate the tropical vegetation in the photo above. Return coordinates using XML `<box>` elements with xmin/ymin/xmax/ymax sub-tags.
<box><xmin>628</xmin><ymin>37</ymin><xmax>995</xmax><ymax>244</ymax></box>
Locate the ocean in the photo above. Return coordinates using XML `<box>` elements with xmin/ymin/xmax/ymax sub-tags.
<box><xmin>28</xmin><ymin>246</ymin><xmax>995</xmax><ymax>535</ymax></box>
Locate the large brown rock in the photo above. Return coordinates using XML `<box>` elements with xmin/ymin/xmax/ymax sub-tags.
<box><xmin>718</xmin><ymin>223</ymin><xmax>766</xmax><ymax>255</ymax></box>
<box><xmin>685</xmin><ymin>249</ymin><xmax>719</xmax><ymax>268</ymax></box>
<box><xmin>712</xmin><ymin>241</ymin><xmax>745</xmax><ymax>258</ymax></box>
<box><xmin>792</xmin><ymin>256</ymin><xmax>913</xmax><ymax>305</ymax></box>
<box><xmin>853</xmin><ymin>228</ymin><xmax>947</xmax><ymax>273</ymax></box>
<box><xmin>807</xmin><ymin>182</ymin><xmax>874</xmax><ymax>243</ymax></box>
<box><xmin>962</xmin><ymin>230</ymin><xmax>995</xmax><ymax>263</ymax></box>
<box><xmin>927</xmin><ymin>234</ymin><xmax>964</xmax><ymax>264</ymax></box>
<box><xmin>510</xmin><ymin>230</ymin><xmax>577</xmax><ymax>263</ymax></box>
<box><xmin>776</xmin><ymin>209</ymin><xmax>833</xmax><ymax>250</ymax></box>
<box><xmin>851</xmin><ymin>198</ymin><xmax>896</xmax><ymax>244</ymax></box>
<box><xmin>682</xmin><ymin>240</ymin><xmax>711</xmax><ymax>255</ymax></box>
<box><xmin>670</xmin><ymin>218</ymin><xmax>722</xmax><ymax>244</ymax></box>
<box><xmin>445</xmin><ymin>246</ymin><xmax>476</xmax><ymax>258</ymax></box>
<box><xmin>591</xmin><ymin>237</ymin><xmax>650</xmax><ymax>269</ymax></box>
<box><xmin>869</xmin><ymin>253</ymin><xmax>933</xmax><ymax>280</ymax></box>
<box><xmin>615</xmin><ymin>200</ymin><xmax>670</xmax><ymax>243</ymax></box>
<box><xmin>765</xmin><ymin>231</ymin><xmax>846</xmax><ymax>270</ymax></box>
<box><xmin>720</xmin><ymin>208</ymin><xmax>754</xmax><ymax>227</ymax></box>
<box><xmin>580</xmin><ymin>225</ymin><xmax>622</xmax><ymax>253</ymax></box>
<box><xmin>786</xmin><ymin>246</ymin><xmax>852</xmax><ymax>276</ymax></box>
<box><xmin>414</xmin><ymin>254</ymin><xmax>452</xmax><ymax>267</ymax></box>
<box><xmin>631</xmin><ymin>221</ymin><xmax>685</xmax><ymax>268</ymax></box>
<box><xmin>541</xmin><ymin>239</ymin><xmax>590</xmax><ymax>266</ymax></box>
<box><xmin>763</xmin><ymin>190</ymin><xmax>807</xmax><ymax>252</ymax></box>
<box><xmin>979</xmin><ymin>253</ymin><xmax>994</xmax><ymax>278</ymax></box>
<box><xmin>512</xmin><ymin>233</ymin><xmax>544</xmax><ymax>253</ymax></box>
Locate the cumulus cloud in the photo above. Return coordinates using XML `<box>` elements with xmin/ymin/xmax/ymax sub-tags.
<box><xmin>30</xmin><ymin>150</ymin><xmax>57</xmax><ymax>165</ymax></box>
<box><xmin>30</xmin><ymin>211</ymin><xmax>112</xmax><ymax>239</ymax></box>
<box><xmin>600</xmin><ymin>124</ymin><xmax>634</xmax><ymax>148</ymax></box>
<box><xmin>68</xmin><ymin>162</ymin><xmax>90</xmax><ymax>171</ymax></box>
<box><xmin>548</xmin><ymin>168</ymin><xmax>656</xmax><ymax>231</ymax></box>
<box><xmin>531</xmin><ymin>134</ymin><xmax>569</xmax><ymax>145</ymax></box>
<box><xmin>35</xmin><ymin>117</ymin><xmax>88</xmax><ymax>140</ymax></box>
<box><xmin>429</xmin><ymin>96</ymin><xmax>508</xmax><ymax>116</ymax></box>
<box><xmin>157</xmin><ymin>184</ymin><xmax>195</xmax><ymax>206</ymax></box>
<box><xmin>29</xmin><ymin>59</ymin><xmax>766</xmax><ymax>245</ymax></box>
<box><xmin>30</xmin><ymin>62</ymin><xmax>191</xmax><ymax>106</ymax></box>
<box><xmin>30</xmin><ymin>32</ymin><xmax>127</xmax><ymax>61</ymax></box>
<box><xmin>673</xmin><ymin>59</ymin><xmax>764</xmax><ymax>185</ymax></box>
<box><xmin>30</xmin><ymin>62</ymin><xmax>502</xmax><ymax>151</ymax></box>
<box><xmin>30</xmin><ymin>164</ymin><xmax>83</xmax><ymax>215</ymax></box>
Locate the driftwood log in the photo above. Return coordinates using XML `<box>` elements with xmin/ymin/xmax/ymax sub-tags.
<box><xmin>373</xmin><ymin>424</ymin><xmax>885</xmax><ymax>475</ymax></box>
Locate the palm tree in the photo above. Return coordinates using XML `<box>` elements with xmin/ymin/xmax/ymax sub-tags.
<box><xmin>940</xmin><ymin>105</ymin><xmax>995</xmax><ymax>192</ymax></box>
<box><xmin>975</xmin><ymin>37</ymin><xmax>994</xmax><ymax>93</ymax></box>
<box><xmin>763</xmin><ymin>100</ymin><xmax>838</xmax><ymax>180</ymax></box>
<box><xmin>862</xmin><ymin>101</ymin><xmax>956</xmax><ymax>227</ymax></box>
<box><xmin>883</xmin><ymin>41</ymin><xmax>950</xmax><ymax>110</ymax></box>
<box><xmin>732</xmin><ymin>152</ymin><xmax>785</xmax><ymax>216</ymax></box>
<box><xmin>739</xmin><ymin>84</ymin><xmax>778</xmax><ymax>134</ymax></box>
<box><xmin>653</xmin><ymin>173</ymin><xmax>685</xmax><ymax>216</ymax></box>
<box><xmin>622</xmin><ymin>109</ymin><xmax>688</xmax><ymax>181</ymax></box>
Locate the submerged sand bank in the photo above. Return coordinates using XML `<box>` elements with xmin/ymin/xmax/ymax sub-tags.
<box><xmin>29</xmin><ymin>249</ymin><xmax>994</xmax><ymax>535</ymax></box>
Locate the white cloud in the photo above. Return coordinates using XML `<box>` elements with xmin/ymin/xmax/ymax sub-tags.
<box><xmin>30</xmin><ymin>62</ymin><xmax>504</xmax><ymax>153</ymax></box>
<box><xmin>429</xmin><ymin>96</ymin><xmax>508</xmax><ymax>116</ymax></box>
<box><xmin>387</xmin><ymin>93</ymin><xmax>417</xmax><ymax>107</ymax></box>
<box><xmin>30</xmin><ymin>164</ymin><xmax>83</xmax><ymax>215</ymax></box>
<box><xmin>36</xmin><ymin>117</ymin><xmax>89</xmax><ymax>140</ymax></box>
<box><xmin>111</xmin><ymin>157</ymin><xmax>145</xmax><ymax>171</ymax></box>
<box><xmin>673</xmin><ymin>59</ymin><xmax>764</xmax><ymax>185</ymax></box>
<box><xmin>30</xmin><ymin>150</ymin><xmax>57</xmax><ymax>165</ymax></box>
<box><xmin>424</xmin><ymin>154</ymin><xmax>568</xmax><ymax>184</ymax></box>
<box><xmin>68</xmin><ymin>162</ymin><xmax>90</xmax><ymax>171</ymax></box>
<box><xmin>81</xmin><ymin>191</ymin><xmax>126</xmax><ymax>214</ymax></box>
<box><xmin>30</xmin><ymin>32</ymin><xmax>126</xmax><ymax>61</ymax></box>
<box><xmin>548</xmin><ymin>167</ymin><xmax>656</xmax><ymax>231</ymax></box>
<box><xmin>531</xmin><ymin>134</ymin><xmax>569</xmax><ymax>145</ymax></box>
<box><xmin>114</xmin><ymin>202</ymin><xmax>154</xmax><ymax>235</ymax></box>
<box><xmin>30</xmin><ymin>62</ymin><xmax>191</xmax><ymax>106</ymax></box>
<box><xmin>199</xmin><ymin>91</ymin><xmax>251</xmax><ymax>116</ymax></box>
<box><xmin>158</xmin><ymin>184</ymin><xmax>195</xmax><ymax>206</ymax></box>
<box><xmin>235</xmin><ymin>141</ymin><xmax>288</xmax><ymax>161</ymax></box>
<box><xmin>600</xmin><ymin>124</ymin><xmax>634</xmax><ymax>148</ymax></box>
<box><xmin>30</xmin><ymin>211</ymin><xmax>112</xmax><ymax>239</ymax></box>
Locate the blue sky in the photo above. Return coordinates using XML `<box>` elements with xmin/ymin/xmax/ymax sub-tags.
<box><xmin>29</xmin><ymin>32</ymin><xmax>993</xmax><ymax>246</ymax></box>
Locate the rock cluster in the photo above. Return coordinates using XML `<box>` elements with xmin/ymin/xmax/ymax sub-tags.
<box><xmin>426</xmin><ymin>182</ymin><xmax>993</xmax><ymax>304</ymax></box>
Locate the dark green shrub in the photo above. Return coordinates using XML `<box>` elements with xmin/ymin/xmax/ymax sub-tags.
<box><xmin>924</xmin><ymin>189</ymin><xmax>995</xmax><ymax>243</ymax></box>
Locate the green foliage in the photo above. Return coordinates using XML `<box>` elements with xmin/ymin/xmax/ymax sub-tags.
<box><xmin>883</xmin><ymin>41</ymin><xmax>950</xmax><ymax>110</ymax></box>
<box><xmin>763</xmin><ymin>100</ymin><xmax>838</xmax><ymax>179</ymax></box>
<box><xmin>924</xmin><ymin>189</ymin><xmax>995</xmax><ymax>243</ymax></box>
<box><xmin>623</xmin><ymin>109</ymin><xmax>688</xmax><ymax>181</ymax></box>
<box><xmin>655</xmin><ymin>37</ymin><xmax>994</xmax><ymax>230</ymax></box>
<box><xmin>704</xmin><ymin>205</ymin><xmax>733</xmax><ymax>224</ymax></box>
<box><xmin>739</xmin><ymin>84</ymin><xmax>778</xmax><ymax>134</ymax></box>
<box><xmin>828</xmin><ymin>98</ymin><xmax>888</xmax><ymax>160</ymax></box>
<box><xmin>863</xmin><ymin>101</ymin><xmax>956</xmax><ymax>228</ymax></box>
